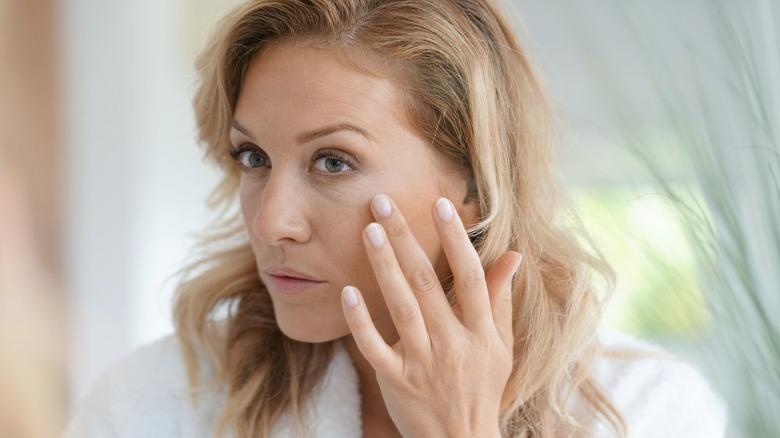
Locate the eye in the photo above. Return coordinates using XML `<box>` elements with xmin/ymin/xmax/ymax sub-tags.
<box><xmin>239</xmin><ymin>151</ymin><xmax>268</xmax><ymax>168</ymax></box>
<box><xmin>312</xmin><ymin>151</ymin><xmax>356</xmax><ymax>174</ymax></box>
<box><xmin>230</xmin><ymin>145</ymin><xmax>270</xmax><ymax>170</ymax></box>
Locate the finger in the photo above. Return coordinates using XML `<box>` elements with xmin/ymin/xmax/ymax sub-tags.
<box><xmin>341</xmin><ymin>286</ymin><xmax>401</xmax><ymax>375</ymax></box>
<box><xmin>363</xmin><ymin>222</ymin><xmax>431</xmax><ymax>358</ymax></box>
<box><xmin>371</xmin><ymin>194</ymin><xmax>458</xmax><ymax>335</ymax></box>
<box><xmin>432</xmin><ymin>197</ymin><xmax>491</xmax><ymax>329</ymax></box>
<box><xmin>485</xmin><ymin>251</ymin><xmax>522</xmax><ymax>347</ymax></box>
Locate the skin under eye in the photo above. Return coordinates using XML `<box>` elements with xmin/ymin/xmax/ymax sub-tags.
<box><xmin>311</xmin><ymin>150</ymin><xmax>357</xmax><ymax>174</ymax></box>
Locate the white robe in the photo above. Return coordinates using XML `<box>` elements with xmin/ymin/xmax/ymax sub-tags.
<box><xmin>63</xmin><ymin>330</ymin><xmax>726</xmax><ymax>437</ymax></box>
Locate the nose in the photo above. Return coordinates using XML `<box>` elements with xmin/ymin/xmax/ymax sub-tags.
<box><xmin>251</xmin><ymin>170</ymin><xmax>312</xmax><ymax>245</ymax></box>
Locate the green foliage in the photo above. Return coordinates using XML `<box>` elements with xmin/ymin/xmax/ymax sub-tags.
<box><xmin>583</xmin><ymin>0</ymin><xmax>780</xmax><ymax>435</ymax></box>
<box><xmin>574</xmin><ymin>187</ymin><xmax>710</xmax><ymax>339</ymax></box>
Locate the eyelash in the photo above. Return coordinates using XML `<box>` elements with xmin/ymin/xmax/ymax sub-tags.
<box><xmin>229</xmin><ymin>144</ymin><xmax>267</xmax><ymax>169</ymax></box>
<box><xmin>311</xmin><ymin>150</ymin><xmax>357</xmax><ymax>173</ymax></box>
<box><xmin>229</xmin><ymin>144</ymin><xmax>359</xmax><ymax>175</ymax></box>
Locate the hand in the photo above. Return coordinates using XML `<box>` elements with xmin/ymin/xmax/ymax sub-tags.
<box><xmin>341</xmin><ymin>194</ymin><xmax>522</xmax><ymax>438</ymax></box>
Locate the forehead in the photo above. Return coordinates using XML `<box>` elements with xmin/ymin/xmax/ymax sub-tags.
<box><xmin>234</xmin><ymin>44</ymin><xmax>411</xmax><ymax>137</ymax></box>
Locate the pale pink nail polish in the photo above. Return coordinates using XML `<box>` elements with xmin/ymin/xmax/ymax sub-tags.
<box><xmin>373</xmin><ymin>194</ymin><xmax>392</xmax><ymax>218</ymax></box>
<box><xmin>366</xmin><ymin>223</ymin><xmax>385</xmax><ymax>248</ymax></box>
<box><xmin>513</xmin><ymin>253</ymin><xmax>523</xmax><ymax>275</ymax></box>
<box><xmin>435</xmin><ymin>197</ymin><xmax>453</xmax><ymax>221</ymax></box>
<box><xmin>343</xmin><ymin>286</ymin><xmax>359</xmax><ymax>307</ymax></box>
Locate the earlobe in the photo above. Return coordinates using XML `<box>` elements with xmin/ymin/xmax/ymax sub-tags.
<box><xmin>460</xmin><ymin>203</ymin><xmax>484</xmax><ymax>248</ymax></box>
<box><xmin>463</xmin><ymin>176</ymin><xmax>478</xmax><ymax>204</ymax></box>
<box><xmin>456</xmin><ymin>197</ymin><xmax>480</xmax><ymax>230</ymax></box>
<box><xmin>457</xmin><ymin>177</ymin><xmax>480</xmax><ymax>230</ymax></box>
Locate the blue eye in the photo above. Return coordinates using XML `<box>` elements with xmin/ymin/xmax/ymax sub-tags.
<box><xmin>239</xmin><ymin>151</ymin><xmax>268</xmax><ymax>168</ymax></box>
<box><xmin>312</xmin><ymin>151</ymin><xmax>355</xmax><ymax>174</ymax></box>
<box><xmin>230</xmin><ymin>145</ymin><xmax>270</xmax><ymax>170</ymax></box>
<box><xmin>313</xmin><ymin>157</ymin><xmax>348</xmax><ymax>173</ymax></box>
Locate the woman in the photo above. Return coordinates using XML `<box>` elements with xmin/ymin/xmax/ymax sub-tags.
<box><xmin>65</xmin><ymin>0</ymin><xmax>725</xmax><ymax>436</ymax></box>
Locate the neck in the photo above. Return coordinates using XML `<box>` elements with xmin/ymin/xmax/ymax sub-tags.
<box><xmin>343</xmin><ymin>313</ymin><xmax>401</xmax><ymax>435</ymax></box>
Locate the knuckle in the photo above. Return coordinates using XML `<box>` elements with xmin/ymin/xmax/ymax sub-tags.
<box><xmin>351</xmin><ymin>316</ymin><xmax>371</xmax><ymax>332</ymax></box>
<box><xmin>383</xmin><ymin>214</ymin><xmax>410</xmax><ymax>239</ymax></box>
<box><xmin>391</xmin><ymin>301</ymin><xmax>419</xmax><ymax>324</ymax></box>
<box><xmin>407</xmin><ymin>267</ymin><xmax>439</xmax><ymax>294</ymax></box>
<box><xmin>497</xmin><ymin>286</ymin><xmax>513</xmax><ymax>305</ymax></box>
<box><xmin>470</xmin><ymin>322</ymin><xmax>494</xmax><ymax>340</ymax></box>
<box><xmin>374</xmin><ymin>253</ymin><xmax>398</xmax><ymax>273</ymax></box>
<box><xmin>458</xmin><ymin>264</ymin><xmax>486</xmax><ymax>290</ymax></box>
<box><xmin>445</xmin><ymin>224</ymin><xmax>467</xmax><ymax>244</ymax></box>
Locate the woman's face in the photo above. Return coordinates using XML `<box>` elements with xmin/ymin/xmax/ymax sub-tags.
<box><xmin>232</xmin><ymin>44</ymin><xmax>475</xmax><ymax>343</ymax></box>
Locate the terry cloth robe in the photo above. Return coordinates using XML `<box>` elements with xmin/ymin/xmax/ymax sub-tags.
<box><xmin>63</xmin><ymin>330</ymin><xmax>727</xmax><ymax>437</ymax></box>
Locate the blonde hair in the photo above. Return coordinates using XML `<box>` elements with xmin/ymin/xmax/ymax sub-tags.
<box><xmin>174</xmin><ymin>0</ymin><xmax>626</xmax><ymax>436</ymax></box>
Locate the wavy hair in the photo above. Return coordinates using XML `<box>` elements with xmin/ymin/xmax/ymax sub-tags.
<box><xmin>173</xmin><ymin>0</ymin><xmax>626</xmax><ymax>436</ymax></box>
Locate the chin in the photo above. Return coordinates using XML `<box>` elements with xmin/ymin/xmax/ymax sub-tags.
<box><xmin>274</xmin><ymin>307</ymin><xmax>350</xmax><ymax>343</ymax></box>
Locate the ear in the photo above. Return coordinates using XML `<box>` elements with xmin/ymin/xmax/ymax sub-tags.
<box><xmin>456</xmin><ymin>192</ymin><xmax>480</xmax><ymax>230</ymax></box>
<box><xmin>442</xmin><ymin>172</ymin><xmax>479</xmax><ymax>229</ymax></box>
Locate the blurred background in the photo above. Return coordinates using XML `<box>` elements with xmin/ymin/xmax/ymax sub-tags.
<box><xmin>1</xmin><ymin>0</ymin><xmax>776</xmax><ymax>436</ymax></box>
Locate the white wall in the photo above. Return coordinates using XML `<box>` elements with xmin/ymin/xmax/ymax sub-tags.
<box><xmin>62</xmin><ymin>0</ymin><xmax>221</xmax><ymax>404</ymax></box>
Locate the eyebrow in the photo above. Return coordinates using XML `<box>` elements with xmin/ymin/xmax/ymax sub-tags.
<box><xmin>230</xmin><ymin>119</ymin><xmax>375</xmax><ymax>145</ymax></box>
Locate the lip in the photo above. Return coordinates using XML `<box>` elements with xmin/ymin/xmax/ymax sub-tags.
<box><xmin>264</xmin><ymin>266</ymin><xmax>325</xmax><ymax>295</ymax></box>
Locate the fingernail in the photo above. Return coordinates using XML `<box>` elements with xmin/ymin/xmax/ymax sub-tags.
<box><xmin>343</xmin><ymin>286</ymin><xmax>359</xmax><ymax>307</ymax></box>
<box><xmin>373</xmin><ymin>194</ymin><xmax>392</xmax><ymax>218</ymax></box>
<box><xmin>513</xmin><ymin>253</ymin><xmax>523</xmax><ymax>275</ymax></box>
<box><xmin>366</xmin><ymin>223</ymin><xmax>385</xmax><ymax>248</ymax></box>
<box><xmin>435</xmin><ymin>197</ymin><xmax>453</xmax><ymax>221</ymax></box>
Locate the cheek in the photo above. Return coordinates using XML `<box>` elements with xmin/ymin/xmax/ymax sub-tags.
<box><xmin>239</xmin><ymin>178</ymin><xmax>261</xmax><ymax>230</ymax></box>
<box><xmin>352</xmin><ymin>190</ymin><xmax>445</xmax><ymax>315</ymax></box>
<box><xmin>392</xmin><ymin>194</ymin><xmax>443</xmax><ymax>266</ymax></box>
<box><xmin>318</xmin><ymin>191</ymin><xmax>376</xmax><ymax>283</ymax></box>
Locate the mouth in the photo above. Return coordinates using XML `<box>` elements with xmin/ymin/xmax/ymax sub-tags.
<box><xmin>264</xmin><ymin>266</ymin><xmax>326</xmax><ymax>295</ymax></box>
